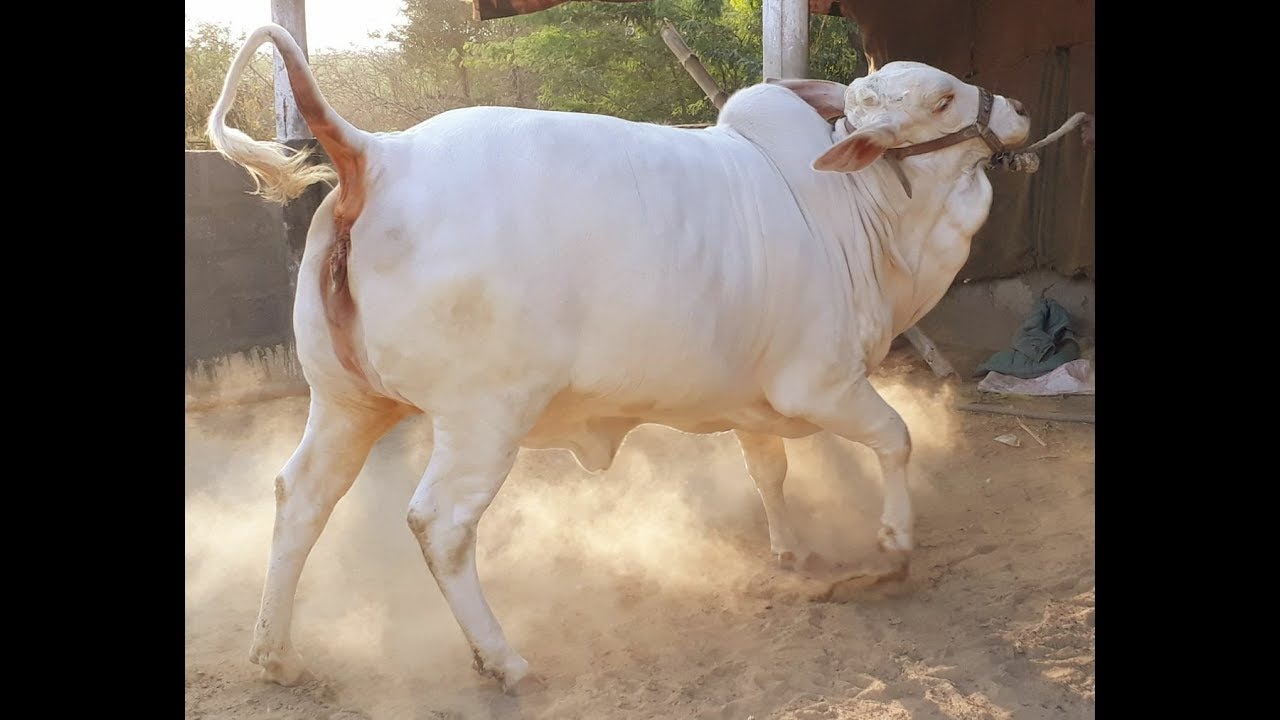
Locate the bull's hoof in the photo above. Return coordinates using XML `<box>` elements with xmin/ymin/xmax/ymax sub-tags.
<box><xmin>249</xmin><ymin>644</ymin><xmax>309</xmax><ymax>686</ymax></box>
<box><xmin>796</xmin><ymin>552</ymin><xmax>866</xmax><ymax>584</ymax></box>
<box><xmin>876</xmin><ymin>527</ymin><xmax>912</xmax><ymax>582</ymax></box>
<box><xmin>503</xmin><ymin>671</ymin><xmax>548</xmax><ymax>696</ymax></box>
<box><xmin>876</xmin><ymin>525</ymin><xmax>913</xmax><ymax>554</ymax></box>
<box><xmin>473</xmin><ymin>648</ymin><xmax>540</xmax><ymax>696</ymax></box>
<box><xmin>877</xmin><ymin>549</ymin><xmax>911</xmax><ymax>581</ymax></box>
<box><xmin>774</xmin><ymin>541</ymin><xmax>831</xmax><ymax>572</ymax></box>
<box><xmin>776</xmin><ymin>549</ymin><xmax>810</xmax><ymax>571</ymax></box>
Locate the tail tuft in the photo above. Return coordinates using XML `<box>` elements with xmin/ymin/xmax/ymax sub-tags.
<box><xmin>207</xmin><ymin>123</ymin><xmax>337</xmax><ymax>203</ymax></box>
<box><xmin>205</xmin><ymin>24</ymin><xmax>359</xmax><ymax>205</ymax></box>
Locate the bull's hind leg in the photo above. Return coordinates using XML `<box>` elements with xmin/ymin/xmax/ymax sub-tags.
<box><xmin>405</xmin><ymin>402</ymin><xmax>545</xmax><ymax>693</ymax></box>
<box><xmin>782</xmin><ymin>378</ymin><xmax>914</xmax><ymax>576</ymax></box>
<box><xmin>734</xmin><ymin>431</ymin><xmax>810</xmax><ymax>570</ymax></box>
<box><xmin>250</xmin><ymin>393</ymin><xmax>404</xmax><ymax>684</ymax></box>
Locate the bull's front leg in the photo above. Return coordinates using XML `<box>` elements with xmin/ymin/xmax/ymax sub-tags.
<box><xmin>734</xmin><ymin>430</ymin><xmax>811</xmax><ymax>570</ymax></box>
<box><xmin>773</xmin><ymin>376</ymin><xmax>914</xmax><ymax>577</ymax></box>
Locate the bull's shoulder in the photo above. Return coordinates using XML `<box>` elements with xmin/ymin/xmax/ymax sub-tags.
<box><xmin>715</xmin><ymin>84</ymin><xmax>839</xmax><ymax>182</ymax></box>
<box><xmin>717</xmin><ymin>85</ymin><xmax>833</xmax><ymax>148</ymax></box>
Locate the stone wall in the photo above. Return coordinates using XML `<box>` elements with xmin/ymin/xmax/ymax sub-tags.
<box><xmin>185</xmin><ymin>151</ymin><xmax>306</xmax><ymax>406</ymax></box>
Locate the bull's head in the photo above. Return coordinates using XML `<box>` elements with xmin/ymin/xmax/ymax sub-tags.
<box><xmin>771</xmin><ymin>61</ymin><xmax>1031</xmax><ymax>175</ymax></box>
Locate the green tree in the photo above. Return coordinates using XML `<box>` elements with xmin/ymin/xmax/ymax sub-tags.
<box><xmin>385</xmin><ymin>0</ymin><xmax>537</xmax><ymax>107</ymax></box>
<box><xmin>312</xmin><ymin>48</ymin><xmax>447</xmax><ymax>129</ymax></box>
<box><xmin>390</xmin><ymin>0</ymin><xmax>860</xmax><ymax>124</ymax></box>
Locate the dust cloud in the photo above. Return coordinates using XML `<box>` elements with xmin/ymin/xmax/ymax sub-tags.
<box><xmin>185</xmin><ymin>369</ymin><xmax>964</xmax><ymax>718</ymax></box>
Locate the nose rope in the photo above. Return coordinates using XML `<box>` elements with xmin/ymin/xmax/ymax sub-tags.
<box><xmin>836</xmin><ymin>91</ymin><xmax>1094</xmax><ymax>197</ymax></box>
<box><xmin>987</xmin><ymin>112</ymin><xmax>1094</xmax><ymax>174</ymax></box>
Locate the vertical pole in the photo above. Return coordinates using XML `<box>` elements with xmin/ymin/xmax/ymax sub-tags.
<box><xmin>269</xmin><ymin>0</ymin><xmax>322</xmax><ymax>296</ymax></box>
<box><xmin>763</xmin><ymin>0</ymin><xmax>809</xmax><ymax>79</ymax></box>
<box><xmin>271</xmin><ymin>0</ymin><xmax>311</xmax><ymax>142</ymax></box>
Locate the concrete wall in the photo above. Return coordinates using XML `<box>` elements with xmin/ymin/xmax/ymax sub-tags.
<box><xmin>186</xmin><ymin>151</ymin><xmax>306</xmax><ymax>406</ymax></box>
<box><xmin>839</xmin><ymin>0</ymin><xmax>1095</xmax><ymax>282</ymax></box>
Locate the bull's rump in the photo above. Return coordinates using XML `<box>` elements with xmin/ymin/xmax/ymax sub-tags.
<box><xmin>353</xmin><ymin>106</ymin><xmax>805</xmax><ymax>413</ymax></box>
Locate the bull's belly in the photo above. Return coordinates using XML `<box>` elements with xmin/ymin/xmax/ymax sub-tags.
<box><xmin>520</xmin><ymin>389</ymin><xmax>820</xmax><ymax>473</ymax></box>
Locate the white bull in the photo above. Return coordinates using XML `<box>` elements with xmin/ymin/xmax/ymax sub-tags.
<box><xmin>207</xmin><ymin>24</ymin><xmax>1030</xmax><ymax>693</ymax></box>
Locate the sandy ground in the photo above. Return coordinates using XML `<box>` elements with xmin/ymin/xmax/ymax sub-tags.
<box><xmin>185</xmin><ymin>346</ymin><xmax>1095</xmax><ymax>720</ymax></box>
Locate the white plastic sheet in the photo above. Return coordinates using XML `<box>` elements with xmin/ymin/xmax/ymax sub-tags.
<box><xmin>977</xmin><ymin>358</ymin><xmax>1095</xmax><ymax>396</ymax></box>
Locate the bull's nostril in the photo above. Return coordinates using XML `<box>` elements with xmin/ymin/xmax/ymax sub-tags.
<box><xmin>1010</xmin><ymin>98</ymin><xmax>1027</xmax><ymax>117</ymax></box>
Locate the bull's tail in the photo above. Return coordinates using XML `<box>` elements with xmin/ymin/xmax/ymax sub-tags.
<box><xmin>209</xmin><ymin>24</ymin><xmax>373</xmax><ymax>387</ymax></box>
<box><xmin>206</xmin><ymin>23</ymin><xmax>367</xmax><ymax>207</ymax></box>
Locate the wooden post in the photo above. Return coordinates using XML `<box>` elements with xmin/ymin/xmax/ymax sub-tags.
<box><xmin>270</xmin><ymin>0</ymin><xmax>323</xmax><ymax>295</ymax></box>
<box><xmin>954</xmin><ymin>404</ymin><xmax>1095</xmax><ymax>425</ymax></box>
<box><xmin>763</xmin><ymin>0</ymin><xmax>809</xmax><ymax>79</ymax></box>
<box><xmin>271</xmin><ymin>0</ymin><xmax>310</xmax><ymax>143</ymax></box>
<box><xmin>902</xmin><ymin>327</ymin><xmax>957</xmax><ymax>378</ymax></box>
<box><xmin>660</xmin><ymin>21</ymin><xmax>728</xmax><ymax>109</ymax></box>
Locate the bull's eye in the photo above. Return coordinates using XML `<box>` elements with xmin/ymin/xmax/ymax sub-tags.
<box><xmin>935</xmin><ymin>94</ymin><xmax>954</xmax><ymax>113</ymax></box>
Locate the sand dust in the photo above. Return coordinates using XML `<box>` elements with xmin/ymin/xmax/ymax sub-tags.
<box><xmin>185</xmin><ymin>347</ymin><xmax>1094</xmax><ymax>720</ymax></box>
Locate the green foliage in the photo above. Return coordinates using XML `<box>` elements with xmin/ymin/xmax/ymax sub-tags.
<box><xmin>383</xmin><ymin>0</ymin><xmax>538</xmax><ymax>106</ymax></box>
<box><xmin>389</xmin><ymin>0</ymin><xmax>860</xmax><ymax>124</ymax></box>
<box><xmin>510</xmin><ymin>3</ymin><xmax>718</xmax><ymax>122</ymax></box>
<box><xmin>184</xmin><ymin>2</ymin><xmax>861</xmax><ymax>147</ymax></box>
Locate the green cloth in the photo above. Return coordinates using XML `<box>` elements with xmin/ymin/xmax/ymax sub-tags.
<box><xmin>974</xmin><ymin>299</ymin><xmax>1080</xmax><ymax>379</ymax></box>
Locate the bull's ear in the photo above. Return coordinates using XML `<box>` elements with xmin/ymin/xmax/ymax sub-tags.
<box><xmin>812</xmin><ymin>123</ymin><xmax>898</xmax><ymax>173</ymax></box>
<box><xmin>766</xmin><ymin>78</ymin><xmax>848</xmax><ymax>121</ymax></box>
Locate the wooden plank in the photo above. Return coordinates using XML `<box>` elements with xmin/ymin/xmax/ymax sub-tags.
<box><xmin>955</xmin><ymin>403</ymin><xmax>1094</xmax><ymax>424</ymax></box>
<box><xmin>901</xmin><ymin>327</ymin><xmax>957</xmax><ymax>378</ymax></box>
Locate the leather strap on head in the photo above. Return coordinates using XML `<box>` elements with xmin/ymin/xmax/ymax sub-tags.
<box><xmin>883</xmin><ymin>87</ymin><xmax>1004</xmax><ymax>162</ymax></box>
<box><xmin>841</xmin><ymin>87</ymin><xmax>1005</xmax><ymax>198</ymax></box>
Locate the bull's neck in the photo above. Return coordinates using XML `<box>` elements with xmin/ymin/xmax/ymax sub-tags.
<box><xmin>839</xmin><ymin>151</ymin><xmax>989</xmax><ymax>361</ymax></box>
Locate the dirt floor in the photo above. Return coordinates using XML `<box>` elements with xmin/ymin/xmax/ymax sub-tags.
<box><xmin>185</xmin><ymin>345</ymin><xmax>1095</xmax><ymax>720</ymax></box>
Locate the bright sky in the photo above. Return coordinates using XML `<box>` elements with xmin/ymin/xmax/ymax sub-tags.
<box><xmin>184</xmin><ymin>0</ymin><xmax>416</xmax><ymax>51</ymax></box>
